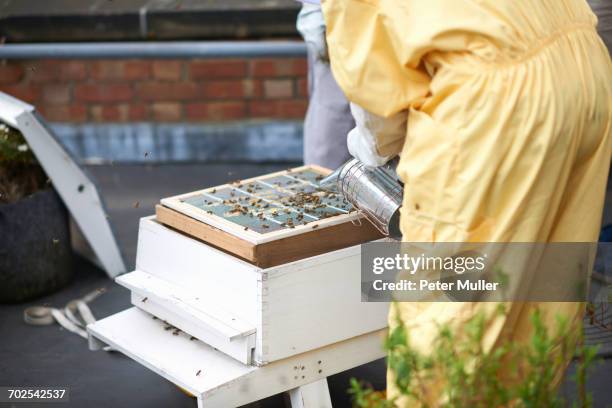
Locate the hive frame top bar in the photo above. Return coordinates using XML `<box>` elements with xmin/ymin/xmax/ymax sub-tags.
<box><xmin>160</xmin><ymin>165</ymin><xmax>364</xmax><ymax>245</ymax></box>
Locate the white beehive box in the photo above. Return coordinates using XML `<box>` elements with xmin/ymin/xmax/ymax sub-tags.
<box><xmin>117</xmin><ymin>216</ymin><xmax>389</xmax><ymax>365</ymax></box>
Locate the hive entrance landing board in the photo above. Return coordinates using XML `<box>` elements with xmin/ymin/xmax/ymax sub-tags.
<box><xmin>160</xmin><ymin>165</ymin><xmax>362</xmax><ymax>245</ymax></box>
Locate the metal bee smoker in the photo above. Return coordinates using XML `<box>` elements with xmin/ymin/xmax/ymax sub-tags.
<box><xmin>319</xmin><ymin>158</ymin><xmax>403</xmax><ymax>239</ymax></box>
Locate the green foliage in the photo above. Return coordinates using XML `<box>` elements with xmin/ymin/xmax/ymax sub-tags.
<box><xmin>351</xmin><ymin>304</ymin><xmax>598</xmax><ymax>408</ymax></box>
<box><xmin>0</xmin><ymin>122</ymin><xmax>46</xmax><ymax>204</ymax></box>
<box><xmin>349</xmin><ymin>378</ymin><xmax>395</xmax><ymax>408</ymax></box>
<box><xmin>0</xmin><ymin>123</ymin><xmax>37</xmax><ymax>165</ymax></box>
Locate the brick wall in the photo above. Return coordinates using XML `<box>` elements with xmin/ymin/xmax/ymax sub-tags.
<box><xmin>0</xmin><ymin>57</ymin><xmax>309</xmax><ymax>123</ymax></box>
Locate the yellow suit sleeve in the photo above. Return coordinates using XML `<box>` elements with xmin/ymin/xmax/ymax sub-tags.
<box><xmin>322</xmin><ymin>0</ymin><xmax>432</xmax><ymax>156</ymax></box>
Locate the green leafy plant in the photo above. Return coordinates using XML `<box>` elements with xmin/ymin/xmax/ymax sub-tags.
<box><xmin>0</xmin><ymin>122</ymin><xmax>46</xmax><ymax>204</ymax></box>
<box><xmin>350</xmin><ymin>303</ymin><xmax>599</xmax><ymax>408</ymax></box>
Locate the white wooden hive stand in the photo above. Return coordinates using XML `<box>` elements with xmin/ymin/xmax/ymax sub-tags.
<box><xmin>88</xmin><ymin>216</ymin><xmax>389</xmax><ymax>407</ymax></box>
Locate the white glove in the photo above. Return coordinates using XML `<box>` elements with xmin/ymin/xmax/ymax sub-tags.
<box><xmin>296</xmin><ymin>3</ymin><xmax>328</xmax><ymax>61</ymax></box>
<box><xmin>347</xmin><ymin>103</ymin><xmax>407</xmax><ymax>167</ymax></box>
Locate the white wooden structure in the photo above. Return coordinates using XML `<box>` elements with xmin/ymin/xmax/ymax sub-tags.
<box><xmin>88</xmin><ymin>216</ymin><xmax>389</xmax><ymax>407</ymax></box>
<box><xmin>0</xmin><ymin>92</ymin><xmax>126</xmax><ymax>277</ymax></box>
<box><xmin>160</xmin><ymin>166</ymin><xmax>362</xmax><ymax>245</ymax></box>
<box><xmin>89</xmin><ymin>308</ymin><xmax>385</xmax><ymax>407</ymax></box>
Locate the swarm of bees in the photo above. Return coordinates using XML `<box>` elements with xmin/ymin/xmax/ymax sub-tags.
<box><xmin>184</xmin><ymin>170</ymin><xmax>354</xmax><ymax>233</ymax></box>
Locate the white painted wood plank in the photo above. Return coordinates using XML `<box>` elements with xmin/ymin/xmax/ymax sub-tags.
<box><xmin>87</xmin><ymin>307</ymin><xmax>256</xmax><ymax>397</ymax></box>
<box><xmin>88</xmin><ymin>307</ymin><xmax>386</xmax><ymax>408</ymax></box>
<box><xmin>289</xmin><ymin>379</ymin><xmax>332</xmax><ymax>408</ymax></box>
<box><xmin>136</xmin><ymin>217</ymin><xmax>260</xmax><ymax>325</ymax></box>
<box><xmin>0</xmin><ymin>91</ymin><xmax>31</xmax><ymax>127</ymax></box>
<box><xmin>136</xmin><ymin>217</ymin><xmax>388</xmax><ymax>365</ymax></box>
<box><xmin>259</xmin><ymin>243</ymin><xmax>389</xmax><ymax>364</ymax></box>
<box><xmin>0</xmin><ymin>92</ymin><xmax>126</xmax><ymax>277</ymax></box>
<box><xmin>202</xmin><ymin>328</ymin><xmax>386</xmax><ymax>407</ymax></box>
<box><xmin>117</xmin><ymin>270</ymin><xmax>255</xmax><ymax>339</ymax></box>
<box><xmin>130</xmin><ymin>292</ymin><xmax>255</xmax><ymax>365</ymax></box>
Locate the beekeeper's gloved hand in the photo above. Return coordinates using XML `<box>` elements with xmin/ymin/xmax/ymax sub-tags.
<box><xmin>347</xmin><ymin>103</ymin><xmax>407</xmax><ymax>167</ymax></box>
<box><xmin>297</xmin><ymin>3</ymin><xmax>328</xmax><ymax>62</ymax></box>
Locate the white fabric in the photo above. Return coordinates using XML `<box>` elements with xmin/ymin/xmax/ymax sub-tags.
<box><xmin>347</xmin><ymin>103</ymin><xmax>407</xmax><ymax>167</ymax></box>
<box><xmin>296</xmin><ymin>3</ymin><xmax>327</xmax><ymax>61</ymax></box>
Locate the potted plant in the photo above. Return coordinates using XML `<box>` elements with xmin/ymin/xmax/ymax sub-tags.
<box><xmin>0</xmin><ymin>122</ymin><xmax>74</xmax><ymax>303</ymax></box>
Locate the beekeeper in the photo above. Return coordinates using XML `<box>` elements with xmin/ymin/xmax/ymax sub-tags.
<box><xmin>322</xmin><ymin>0</ymin><xmax>612</xmax><ymax>405</ymax></box>
<box><xmin>297</xmin><ymin>0</ymin><xmax>353</xmax><ymax>169</ymax></box>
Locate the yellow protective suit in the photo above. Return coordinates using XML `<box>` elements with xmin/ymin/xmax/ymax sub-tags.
<box><xmin>322</xmin><ymin>0</ymin><xmax>612</xmax><ymax>405</ymax></box>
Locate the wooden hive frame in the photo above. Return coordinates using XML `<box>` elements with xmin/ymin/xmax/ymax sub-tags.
<box><xmin>156</xmin><ymin>165</ymin><xmax>383</xmax><ymax>267</ymax></box>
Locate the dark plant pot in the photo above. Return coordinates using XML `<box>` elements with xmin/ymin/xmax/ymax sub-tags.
<box><xmin>0</xmin><ymin>188</ymin><xmax>74</xmax><ymax>303</ymax></box>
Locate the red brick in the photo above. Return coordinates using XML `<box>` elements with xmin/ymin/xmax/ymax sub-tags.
<box><xmin>90</xmin><ymin>61</ymin><xmax>124</xmax><ymax>80</ymax></box>
<box><xmin>125</xmin><ymin>103</ymin><xmax>149</xmax><ymax>121</ymax></box>
<box><xmin>0</xmin><ymin>84</ymin><xmax>41</xmax><ymax>103</ymax></box>
<box><xmin>251</xmin><ymin>58</ymin><xmax>308</xmax><ymax>78</ymax></box>
<box><xmin>29</xmin><ymin>60</ymin><xmax>87</xmax><ymax>83</ymax></box>
<box><xmin>249</xmin><ymin>99</ymin><xmax>308</xmax><ymax>119</ymax></box>
<box><xmin>124</xmin><ymin>61</ymin><xmax>151</xmax><ymax>80</ymax></box>
<box><xmin>244</xmin><ymin>79</ymin><xmax>263</xmax><ymax>98</ymax></box>
<box><xmin>42</xmin><ymin>84</ymin><xmax>71</xmax><ymax>104</ymax></box>
<box><xmin>60</xmin><ymin>61</ymin><xmax>88</xmax><ymax>81</ymax></box>
<box><xmin>0</xmin><ymin>64</ymin><xmax>24</xmax><ymax>84</ymax></box>
<box><xmin>297</xmin><ymin>78</ymin><xmax>309</xmax><ymax>98</ymax></box>
<box><xmin>279</xmin><ymin>99</ymin><xmax>308</xmax><ymax>118</ymax></box>
<box><xmin>152</xmin><ymin>102</ymin><xmax>182</xmax><ymax>121</ymax></box>
<box><xmin>152</xmin><ymin>60</ymin><xmax>183</xmax><ymax>81</ymax></box>
<box><xmin>189</xmin><ymin>60</ymin><xmax>247</xmax><ymax>79</ymax></box>
<box><xmin>249</xmin><ymin>100</ymin><xmax>278</xmax><ymax>118</ymax></box>
<box><xmin>186</xmin><ymin>102</ymin><xmax>246</xmax><ymax>121</ymax></box>
<box><xmin>89</xmin><ymin>60</ymin><xmax>151</xmax><ymax>81</ymax></box>
<box><xmin>263</xmin><ymin>79</ymin><xmax>293</xmax><ymax>99</ymax></box>
<box><xmin>91</xmin><ymin>105</ymin><xmax>121</xmax><ymax>122</ymax></box>
<box><xmin>88</xmin><ymin>103</ymin><xmax>148</xmax><ymax>122</ymax></box>
<box><xmin>39</xmin><ymin>104</ymin><xmax>87</xmax><ymax>122</ymax></box>
<box><xmin>136</xmin><ymin>82</ymin><xmax>200</xmax><ymax>101</ymax></box>
<box><xmin>75</xmin><ymin>84</ymin><xmax>133</xmax><ymax>103</ymax></box>
<box><xmin>202</xmin><ymin>80</ymin><xmax>247</xmax><ymax>100</ymax></box>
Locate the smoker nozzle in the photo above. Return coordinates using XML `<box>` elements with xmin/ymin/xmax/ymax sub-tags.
<box><xmin>317</xmin><ymin>158</ymin><xmax>403</xmax><ymax>238</ymax></box>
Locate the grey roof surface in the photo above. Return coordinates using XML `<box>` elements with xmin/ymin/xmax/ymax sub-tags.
<box><xmin>0</xmin><ymin>162</ymin><xmax>610</xmax><ymax>407</ymax></box>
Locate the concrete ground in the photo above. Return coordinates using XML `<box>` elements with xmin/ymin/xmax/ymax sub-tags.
<box><xmin>0</xmin><ymin>163</ymin><xmax>610</xmax><ymax>407</ymax></box>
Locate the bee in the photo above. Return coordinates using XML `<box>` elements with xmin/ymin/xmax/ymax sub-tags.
<box><xmin>141</xmin><ymin>297</ymin><xmax>148</xmax><ymax>303</ymax></box>
<box><xmin>196</xmin><ymin>370</ymin><xmax>202</xmax><ymax>376</ymax></box>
